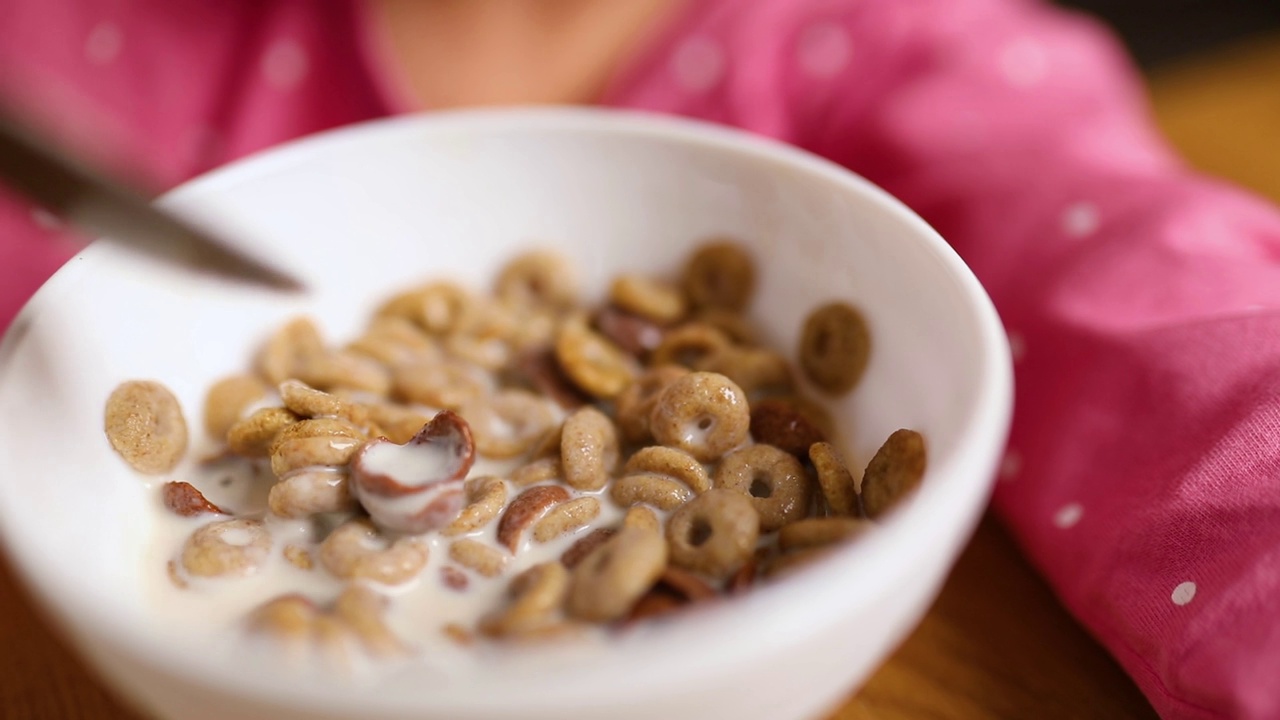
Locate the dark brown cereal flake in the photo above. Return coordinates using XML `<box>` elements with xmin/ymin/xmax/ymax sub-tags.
<box><xmin>798</xmin><ymin>301</ymin><xmax>870</xmax><ymax>396</ymax></box>
<box><xmin>860</xmin><ymin>429</ymin><xmax>927</xmax><ymax>519</ymax></box>
<box><xmin>162</xmin><ymin>481</ymin><xmax>228</xmax><ymax>517</ymax></box>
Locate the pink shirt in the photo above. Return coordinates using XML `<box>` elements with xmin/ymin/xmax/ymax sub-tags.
<box><xmin>4</xmin><ymin>1</ymin><xmax>1279</xmax><ymax>718</ymax></box>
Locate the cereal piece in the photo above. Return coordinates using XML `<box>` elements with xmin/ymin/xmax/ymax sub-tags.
<box><xmin>808</xmin><ymin>442</ymin><xmax>858</xmax><ymax>516</ymax></box>
<box><xmin>511</xmin><ymin>456</ymin><xmax>563</xmax><ymax>487</ymax></box>
<box><xmin>751</xmin><ymin>398</ymin><xmax>829</xmax><ymax>458</ymax></box>
<box><xmin>561</xmin><ymin>528</ymin><xmax>616</xmax><ymax>569</ymax></box>
<box><xmin>350</xmin><ymin>411</ymin><xmax>474</xmax><ymax>533</ymax></box>
<box><xmin>333</xmin><ymin>584</ymin><xmax>405</xmax><ymax>657</ymax></box>
<box><xmin>296</xmin><ymin>350</ymin><xmax>392</xmax><ymax>396</ymax></box>
<box><xmin>560</xmin><ymin>406</ymin><xmax>620</xmax><ymax>491</ymax></box>
<box><xmin>528</xmin><ymin>423</ymin><xmax>563</xmax><ymax>459</ymax></box>
<box><xmin>496</xmin><ymin>485</ymin><xmax>572</xmax><ymax>552</ymax></box>
<box><xmin>269</xmin><ymin>423</ymin><xmax>364</xmax><ymax>478</ymax></box>
<box><xmin>714</xmin><ymin>444</ymin><xmax>812</xmax><ymax>532</ymax></box>
<box><xmin>649</xmin><ymin>323</ymin><xmax>731</xmax><ymax>369</ymax></box>
<box><xmin>507</xmin><ymin>350</ymin><xmax>590</xmax><ymax>410</ymax></box>
<box><xmin>622</xmin><ymin>505</ymin><xmax>661</xmax><ymax>532</ymax></box>
<box><xmin>162</xmin><ymin>481</ymin><xmax>228</xmax><ymax>517</ymax></box>
<box><xmin>180</xmin><ymin>518</ymin><xmax>272</xmax><ymax>578</ymax></box>
<box><xmin>727</xmin><ymin>555</ymin><xmax>759</xmax><ymax>595</ymax></box>
<box><xmin>610</xmin><ymin>474</ymin><xmax>693</xmax><ymax>511</ymax></box>
<box><xmin>361</xmin><ymin>403</ymin><xmax>432</xmax><ymax>444</ymax></box>
<box><xmin>283</xmin><ymin>544</ymin><xmax>314</xmax><ymax>570</ymax></box>
<box><xmin>655</xmin><ymin>566</ymin><xmax>719</xmax><ymax>603</ymax></box>
<box><xmin>392</xmin><ymin>357</ymin><xmax>491</xmax><ymax>411</ymax></box>
<box><xmin>609</xmin><ymin>274</ymin><xmax>687</xmax><ymax>325</ymax></box>
<box><xmin>566</xmin><ymin>527</ymin><xmax>668</xmax><ymax>623</ymax></box>
<box><xmin>696</xmin><ymin>346</ymin><xmax>794</xmax><ymax>397</ymax></box>
<box><xmin>682</xmin><ymin>241</ymin><xmax>756</xmax><ymax>312</ymax></box>
<box><xmin>443</xmin><ymin>623</ymin><xmax>475</xmax><ymax>646</ymax></box>
<box><xmin>444</xmin><ymin>334</ymin><xmax>510</xmax><ymax>373</ymax></box>
<box><xmin>377</xmin><ymin>282</ymin><xmax>472</xmax><ymax>335</ymax></box>
<box><xmin>441</xmin><ymin>566</ymin><xmax>469</xmax><ymax>591</ymax></box>
<box><xmin>692</xmin><ymin>308</ymin><xmax>759</xmax><ymax>346</ymax></box>
<box><xmin>227</xmin><ymin>407</ymin><xmax>300</xmax><ymax>458</ymax></box>
<box><xmin>624</xmin><ymin>445</ymin><xmax>711</xmax><ymax>494</ymax></box>
<box><xmin>614</xmin><ymin>365</ymin><xmax>690</xmax><ymax>444</ymax></box>
<box><xmin>442</xmin><ymin>476</ymin><xmax>509</xmax><ymax>536</ymax></box>
<box><xmin>494</xmin><ymin>250</ymin><xmax>577</xmax><ymax>310</ymax></box>
<box><xmin>624</xmin><ymin>567</ymin><xmax>719</xmax><ymax>625</ymax></box>
<box><xmin>798</xmin><ymin>302</ymin><xmax>871</xmax><ymax>396</ymax></box>
<box><xmin>203</xmin><ymin>374</ymin><xmax>267</xmax><ymax>441</ymax></box>
<box><xmin>649</xmin><ymin>372</ymin><xmax>750</xmax><ymax>462</ymax></box>
<box><xmin>104</xmin><ymin>380</ymin><xmax>189</xmax><ymax>474</ymax></box>
<box><xmin>256</xmin><ymin>317</ymin><xmax>325</xmax><ymax>386</ymax></box>
<box><xmin>449</xmin><ymin>539</ymin><xmax>508</xmax><ymax>578</ymax></box>
<box><xmin>666</xmin><ymin>489</ymin><xmax>759</xmax><ymax>578</ymax></box>
<box><xmin>278</xmin><ymin>380</ymin><xmax>346</xmax><ymax>419</ymax></box>
<box><xmin>533</xmin><ymin>497</ymin><xmax>601</xmax><ymax>543</ymax></box>
<box><xmin>462</xmin><ymin>389</ymin><xmax>558</xmax><ymax>459</ymax></box>
<box><xmin>860</xmin><ymin>429</ymin><xmax>927</xmax><ymax>519</ymax></box>
<box><xmin>346</xmin><ymin>316</ymin><xmax>439</xmax><ymax>366</ymax></box>
<box><xmin>762</xmin><ymin>546</ymin><xmax>835</xmax><ymax>580</ymax></box>
<box><xmin>319</xmin><ymin>518</ymin><xmax>429</xmax><ymax>585</ymax></box>
<box><xmin>626</xmin><ymin>591</ymin><xmax>685</xmax><ymax>623</ymax></box>
<box><xmin>777</xmin><ymin>517</ymin><xmax>873</xmax><ymax>552</ymax></box>
<box><xmin>268</xmin><ymin>469</ymin><xmax>356</xmax><ymax>518</ymax></box>
<box><xmin>554</xmin><ymin>315</ymin><xmax>636</xmax><ymax>399</ymax></box>
<box><xmin>480</xmin><ymin>562</ymin><xmax>570</xmax><ymax>637</ymax></box>
<box><xmin>166</xmin><ymin>560</ymin><xmax>188</xmax><ymax>589</ymax></box>
<box><xmin>247</xmin><ymin>594</ymin><xmax>318</xmax><ymax>644</ymax></box>
<box><xmin>593</xmin><ymin>306</ymin><xmax>666</xmax><ymax>357</ymax></box>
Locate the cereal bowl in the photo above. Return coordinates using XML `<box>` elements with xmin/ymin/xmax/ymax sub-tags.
<box><xmin>0</xmin><ymin>108</ymin><xmax>1012</xmax><ymax>720</ymax></box>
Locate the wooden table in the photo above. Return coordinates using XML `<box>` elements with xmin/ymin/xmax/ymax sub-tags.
<box><xmin>5</xmin><ymin>32</ymin><xmax>1280</xmax><ymax>720</ymax></box>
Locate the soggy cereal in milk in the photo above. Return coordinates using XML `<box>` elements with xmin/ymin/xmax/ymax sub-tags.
<box><xmin>106</xmin><ymin>241</ymin><xmax>928</xmax><ymax>675</ymax></box>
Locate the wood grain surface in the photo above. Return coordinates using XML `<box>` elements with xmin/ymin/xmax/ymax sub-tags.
<box><xmin>4</xmin><ymin>32</ymin><xmax>1279</xmax><ymax>720</ymax></box>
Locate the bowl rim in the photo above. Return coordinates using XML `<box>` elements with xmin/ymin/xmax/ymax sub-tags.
<box><xmin>0</xmin><ymin>106</ymin><xmax>1013</xmax><ymax>713</ymax></box>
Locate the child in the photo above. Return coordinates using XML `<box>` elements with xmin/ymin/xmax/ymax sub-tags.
<box><xmin>2</xmin><ymin>1</ymin><xmax>1277</xmax><ymax>717</ymax></box>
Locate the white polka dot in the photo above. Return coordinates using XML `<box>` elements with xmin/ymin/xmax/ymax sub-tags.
<box><xmin>1008</xmin><ymin>332</ymin><xmax>1026</xmax><ymax>362</ymax></box>
<box><xmin>1171</xmin><ymin>581</ymin><xmax>1197</xmax><ymax>606</ymax></box>
<box><xmin>1062</xmin><ymin>202</ymin><xmax>1100</xmax><ymax>238</ymax></box>
<box><xmin>671</xmin><ymin>37</ymin><xmax>724</xmax><ymax>93</ymax></box>
<box><xmin>30</xmin><ymin>208</ymin><xmax>63</xmax><ymax>231</ymax></box>
<box><xmin>85</xmin><ymin>22</ymin><xmax>123</xmax><ymax>66</ymax></box>
<box><xmin>262</xmin><ymin>40</ymin><xmax>309</xmax><ymax>90</ymax></box>
<box><xmin>797</xmin><ymin>22</ymin><xmax>853</xmax><ymax>79</ymax></box>
<box><xmin>1053</xmin><ymin>502</ymin><xmax>1083</xmax><ymax>528</ymax></box>
<box><xmin>1000</xmin><ymin>37</ymin><xmax>1047</xmax><ymax>88</ymax></box>
<box><xmin>999</xmin><ymin>450</ymin><xmax>1021</xmax><ymax>481</ymax></box>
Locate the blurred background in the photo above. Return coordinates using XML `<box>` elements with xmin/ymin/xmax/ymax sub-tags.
<box><xmin>1058</xmin><ymin>0</ymin><xmax>1280</xmax><ymax>67</ymax></box>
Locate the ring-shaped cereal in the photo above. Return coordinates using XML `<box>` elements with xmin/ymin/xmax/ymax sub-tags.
<box><xmin>714</xmin><ymin>444</ymin><xmax>812</xmax><ymax>531</ymax></box>
<box><xmin>268</xmin><ymin>468</ymin><xmax>356</xmax><ymax>518</ymax></box>
<box><xmin>610</xmin><ymin>473</ymin><xmax>694</xmax><ymax>511</ymax></box>
<box><xmin>614</xmin><ymin>364</ymin><xmax>690</xmax><ymax>444</ymax></box>
<box><xmin>480</xmin><ymin>562</ymin><xmax>571</xmax><ymax>637</ymax></box>
<box><xmin>560</xmin><ymin>406</ymin><xmax>620</xmax><ymax>491</ymax></box>
<box><xmin>319</xmin><ymin>518</ymin><xmax>429</xmax><ymax>586</ymax></box>
<box><xmin>376</xmin><ymin>282</ymin><xmax>473</xmax><ymax>336</ymax></box>
<box><xmin>666</xmin><ymin>489</ymin><xmax>759</xmax><ymax>578</ymax></box>
<box><xmin>392</xmin><ymin>357</ymin><xmax>491</xmax><ymax>411</ymax></box>
<box><xmin>442</xmin><ymin>476</ymin><xmax>509</xmax><ymax>536</ymax></box>
<box><xmin>608</xmin><ymin>275</ymin><xmax>687</xmax><ymax>325</ymax></box>
<box><xmin>203</xmin><ymin>374</ymin><xmax>267</xmax><ymax>442</ymax></box>
<box><xmin>681</xmin><ymin>241</ymin><xmax>756</xmax><ymax>312</ymax></box>
<box><xmin>554</xmin><ymin>316</ymin><xmax>637</xmax><ymax>399</ymax></box>
<box><xmin>566</xmin><ymin>527</ymin><xmax>668</xmax><ymax>623</ymax></box>
<box><xmin>624</xmin><ymin>445</ymin><xmax>711</xmax><ymax>494</ymax></box>
<box><xmin>649</xmin><ymin>323</ymin><xmax>731</xmax><ymax>369</ymax></box>
<box><xmin>180</xmin><ymin>518</ymin><xmax>272</xmax><ymax>578</ymax></box>
<box><xmin>696</xmin><ymin>346</ymin><xmax>794</xmax><ymax>397</ymax></box>
<box><xmin>649</xmin><ymin>371</ymin><xmax>750</xmax><ymax>463</ymax></box>
<box><xmin>462</xmin><ymin>389</ymin><xmax>558</xmax><ymax>460</ymax></box>
<box><xmin>798</xmin><ymin>301</ymin><xmax>871</xmax><ymax>396</ymax></box>
<box><xmin>494</xmin><ymin>250</ymin><xmax>578</xmax><ymax>310</ymax></box>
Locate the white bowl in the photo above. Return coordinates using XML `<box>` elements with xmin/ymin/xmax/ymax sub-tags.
<box><xmin>0</xmin><ymin>108</ymin><xmax>1012</xmax><ymax>720</ymax></box>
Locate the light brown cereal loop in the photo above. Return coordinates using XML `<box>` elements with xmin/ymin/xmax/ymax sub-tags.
<box><xmin>392</xmin><ymin>358</ymin><xmax>491</xmax><ymax>411</ymax></box>
<box><xmin>624</xmin><ymin>445</ymin><xmax>711</xmax><ymax>494</ymax></box>
<box><xmin>376</xmin><ymin>282</ymin><xmax>473</xmax><ymax>335</ymax></box>
<box><xmin>268</xmin><ymin>417</ymin><xmax>365</xmax><ymax>478</ymax></box>
<box><xmin>860</xmin><ymin>429</ymin><xmax>927</xmax><ymax>519</ymax></box>
<box><xmin>666</xmin><ymin>489</ymin><xmax>759</xmax><ymax>579</ymax></box>
<box><xmin>268</xmin><ymin>469</ymin><xmax>356</xmax><ymax>518</ymax></box>
<box><xmin>611</xmin><ymin>474</ymin><xmax>694</xmax><ymax>511</ymax></box>
<box><xmin>696</xmin><ymin>346</ymin><xmax>794</xmax><ymax>397</ymax></box>
<box><xmin>808</xmin><ymin>442</ymin><xmax>858</xmax><ymax>516</ymax></box>
<box><xmin>180</xmin><ymin>518</ymin><xmax>272</xmax><ymax>578</ymax></box>
<box><xmin>256</xmin><ymin>317</ymin><xmax>325</xmax><ymax>386</ymax></box>
<box><xmin>649</xmin><ymin>371</ymin><xmax>750</xmax><ymax>463</ymax></box>
<box><xmin>247</xmin><ymin>594</ymin><xmax>317</xmax><ymax>646</ymax></box>
<box><xmin>554</xmin><ymin>315</ymin><xmax>637</xmax><ymax>399</ymax></box>
<box><xmin>609</xmin><ymin>275</ymin><xmax>687</xmax><ymax>325</ymax></box>
<box><xmin>296</xmin><ymin>350</ymin><xmax>391</xmax><ymax>397</ymax></box>
<box><xmin>227</xmin><ymin>407</ymin><xmax>301</xmax><ymax>458</ymax></box>
<box><xmin>319</xmin><ymin>519</ymin><xmax>429</xmax><ymax>586</ymax></box>
<box><xmin>777</xmin><ymin>517</ymin><xmax>873</xmax><ymax>552</ymax></box>
<box><xmin>510</xmin><ymin>456</ymin><xmax>563</xmax><ymax>487</ymax></box>
<box><xmin>495</xmin><ymin>250</ymin><xmax>578</xmax><ymax>310</ymax></box>
<box><xmin>104</xmin><ymin>380</ymin><xmax>189</xmax><ymax>475</ymax></box>
<box><xmin>714</xmin><ymin>444</ymin><xmax>812</xmax><ymax>532</ymax></box>
<box><xmin>479</xmin><ymin>562</ymin><xmax>571</xmax><ymax>638</ymax></box>
<box><xmin>649</xmin><ymin>323</ymin><xmax>731</xmax><ymax>369</ymax></box>
<box><xmin>533</xmin><ymin>497</ymin><xmax>601</xmax><ymax>543</ymax></box>
<box><xmin>560</xmin><ymin>406</ymin><xmax>620</xmax><ymax>491</ymax></box>
<box><xmin>622</xmin><ymin>505</ymin><xmax>661</xmax><ymax>533</ymax></box>
<box><xmin>693</xmin><ymin>308</ymin><xmax>759</xmax><ymax>346</ymax></box>
<box><xmin>449</xmin><ymin>539</ymin><xmax>508</xmax><ymax>577</ymax></box>
<box><xmin>203</xmin><ymin>374</ymin><xmax>267</xmax><ymax>442</ymax></box>
<box><xmin>278</xmin><ymin>380</ymin><xmax>347</xmax><ymax>419</ymax></box>
<box><xmin>462</xmin><ymin>389</ymin><xmax>557</xmax><ymax>460</ymax></box>
<box><xmin>682</xmin><ymin>241</ymin><xmax>756</xmax><ymax>312</ymax></box>
<box><xmin>359</xmin><ymin>403</ymin><xmax>432</xmax><ymax>445</ymax></box>
<box><xmin>346</xmin><ymin>315</ymin><xmax>439</xmax><ymax>367</ymax></box>
<box><xmin>566</xmin><ymin>527</ymin><xmax>668</xmax><ymax>623</ymax></box>
<box><xmin>799</xmin><ymin>301</ymin><xmax>871</xmax><ymax>396</ymax></box>
<box><xmin>442</xmin><ymin>476</ymin><xmax>509</xmax><ymax>537</ymax></box>
<box><xmin>334</xmin><ymin>583</ymin><xmax>405</xmax><ymax>657</ymax></box>
<box><xmin>497</xmin><ymin>485</ymin><xmax>572</xmax><ymax>551</ymax></box>
<box><xmin>614</xmin><ymin>365</ymin><xmax>690</xmax><ymax>444</ymax></box>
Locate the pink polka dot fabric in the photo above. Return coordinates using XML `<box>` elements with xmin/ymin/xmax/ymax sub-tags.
<box><xmin>3</xmin><ymin>1</ymin><xmax>1279</xmax><ymax>717</ymax></box>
